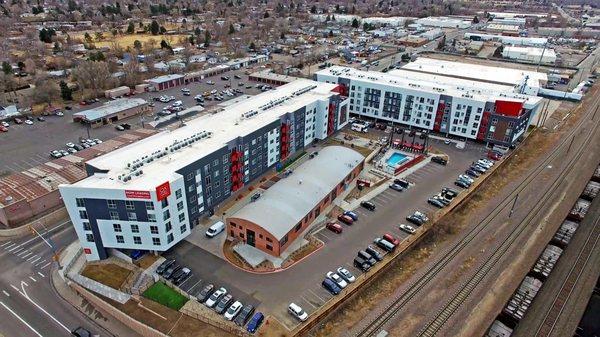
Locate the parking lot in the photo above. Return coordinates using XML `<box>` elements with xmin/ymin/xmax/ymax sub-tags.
<box><xmin>0</xmin><ymin>66</ymin><xmax>265</xmax><ymax>175</ymax></box>
<box><xmin>161</xmin><ymin>137</ymin><xmax>488</xmax><ymax>331</ymax></box>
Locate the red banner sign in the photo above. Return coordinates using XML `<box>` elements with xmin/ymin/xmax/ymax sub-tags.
<box><xmin>83</xmin><ymin>248</ymin><xmax>92</xmax><ymax>254</ymax></box>
<box><xmin>125</xmin><ymin>190</ymin><xmax>152</xmax><ymax>199</ymax></box>
<box><xmin>156</xmin><ymin>182</ymin><xmax>171</xmax><ymax>201</ymax></box>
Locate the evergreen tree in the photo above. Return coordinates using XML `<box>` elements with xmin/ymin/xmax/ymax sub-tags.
<box><xmin>150</xmin><ymin>20</ymin><xmax>160</xmax><ymax>35</ymax></box>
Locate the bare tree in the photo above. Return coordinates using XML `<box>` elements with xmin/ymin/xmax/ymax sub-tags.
<box><xmin>32</xmin><ymin>75</ymin><xmax>60</xmax><ymax>106</ymax></box>
<box><xmin>72</xmin><ymin>60</ymin><xmax>113</xmax><ymax>98</ymax></box>
<box><xmin>122</xmin><ymin>60</ymin><xmax>142</xmax><ymax>87</ymax></box>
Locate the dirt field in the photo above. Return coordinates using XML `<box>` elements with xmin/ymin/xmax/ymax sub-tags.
<box><xmin>81</xmin><ymin>263</ymin><xmax>132</xmax><ymax>290</ymax></box>
<box><xmin>71</xmin><ymin>33</ymin><xmax>189</xmax><ymax>49</ymax></box>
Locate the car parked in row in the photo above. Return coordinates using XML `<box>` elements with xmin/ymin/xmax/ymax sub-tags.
<box><xmin>234</xmin><ymin>304</ymin><xmax>255</xmax><ymax>327</ymax></box>
<box><xmin>337</xmin><ymin>214</ymin><xmax>354</xmax><ymax>225</ymax></box>
<box><xmin>322</xmin><ymin>278</ymin><xmax>342</xmax><ymax>295</ymax></box>
<box><xmin>343</xmin><ymin>210</ymin><xmax>359</xmax><ymax>221</ymax></box>
<box><xmin>205</xmin><ymin>287</ymin><xmax>227</xmax><ymax>308</ymax></box>
<box><xmin>326</xmin><ymin>222</ymin><xmax>343</xmax><ymax>234</ymax></box>
<box><xmin>336</xmin><ymin>267</ymin><xmax>356</xmax><ymax>283</ymax></box>
<box><xmin>389</xmin><ymin>183</ymin><xmax>404</xmax><ymax>192</ymax></box>
<box><xmin>399</xmin><ymin>223</ymin><xmax>416</xmax><ymax>234</ymax></box>
<box><xmin>326</xmin><ymin>271</ymin><xmax>348</xmax><ymax>289</ymax></box>
<box><xmin>406</xmin><ymin>210</ymin><xmax>428</xmax><ymax>226</ymax></box>
<box><xmin>431</xmin><ymin>156</ymin><xmax>448</xmax><ymax>165</ymax></box>
<box><xmin>246</xmin><ymin>312</ymin><xmax>264</xmax><ymax>334</ymax></box>
<box><xmin>288</xmin><ymin>303</ymin><xmax>308</xmax><ymax>321</ymax></box>
<box><xmin>360</xmin><ymin>200</ymin><xmax>376</xmax><ymax>211</ymax></box>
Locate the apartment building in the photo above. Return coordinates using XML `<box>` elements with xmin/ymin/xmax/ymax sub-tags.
<box><xmin>314</xmin><ymin>66</ymin><xmax>543</xmax><ymax>146</ymax></box>
<box><xmin>59</xmin><ymin>80</ymin><xmax>350</xmax><ymax>261</ymax></box>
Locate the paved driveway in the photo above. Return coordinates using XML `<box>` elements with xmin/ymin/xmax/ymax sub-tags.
<box><xmin>161</xmin><ymin>140</ymin><xmax>486</xmax><ymax>330</ymax></box>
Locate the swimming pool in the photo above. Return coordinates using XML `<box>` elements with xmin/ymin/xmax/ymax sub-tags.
<box><xmin>386</xmin><ymin>152</ymin><xmax>408</xmax><ymax>167</ymax></box>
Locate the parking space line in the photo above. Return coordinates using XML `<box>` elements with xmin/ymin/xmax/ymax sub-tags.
<box><xmin>11</xmin><ymin>247</ymin><xmax>24</xmax><ymax>254</ymax></box>
<box><xmin>1</xmin><ymin>241</ymin><xmax>12</xmax><ymax>247</ymax></box>
<box><xmin>4</xmin><ymin>243</ymin><xmax>16</xmax><ymax>250</ymax></box>
<box><xmin>20</xmin><ymin>252</ymin><xmax>33</xmax><ymax>259</ymax></box>
<box><xmin>35</xmin><ymin>260</ymin><xmax>46</xmax><ymax>267</ymax></box>
<box><xmin>307</xmin><ymin>289</ymin><xmax>326</xmax><ymax>304</ymax></box>
<box><xmin>40</xmin><ymin>262</ymin><xmax>51</xmax><ymax>269</ymax></box>
<box><xmin>318</xmin><ymin>231</ymin><xmax>332</xmax><ymax>240</ymax></box>
<box><xmin>8</xmin><ymin>245</ymin><xmax>21</xmax><ymax>253</ymax></box>
<box><xmin>178</xmin><ymin>275</ymin><xmax>193</xmax><ymax>288</ymax></box>
<box><xmin>29</xmin><ymin>256</ymin><xmax>41</xmax><ymax>264</ymax></box>
<box><xmin>300</xmin><ymin>295</ymin><xmax>318</xmax><ymax>309</ymax></box>
<box><xmin>186</xmin><ymin>280</ymin><xmax>202</xmax><ymax>293</ymax></box>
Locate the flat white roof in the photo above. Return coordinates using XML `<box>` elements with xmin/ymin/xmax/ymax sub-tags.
<box><xmin>75</xmin><ymin>80</ymin><xmax>337</xmax><ymax>190</ymax></box>
<box><xmin>73</xmin><ymin>98</ymin><xmax>147</xmax><ymax>121</ymax></box>
<box><xmin>401</xmin><ymin>58</ymin><xmax>547</xmax><ymax>88</ymax></box>
<box><xmin>503</xmin><ymin>45</ymin><xmax>557</xmax><ymax>58</ymax></box>
<box><xmin>230</xmin><ymin>146</ymin><xmax>364</xmax><ymax>240</ymax></box>
<box><xmin>146</xmin><ymin>74</ymin><xmax>184</xmax><ymax>84</ymax></box>
<box><xmin>317</xmin><ymin>65</ymin><xmax>541</xmax><ymax>106</ymax></box>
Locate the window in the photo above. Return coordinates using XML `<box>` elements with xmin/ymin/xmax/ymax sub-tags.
<box><xmin>86</xmin><ymin>233</ymin><xmax>94</xmax><ymax>242</ymax></box>
<box><xmin>150</xmin><ymin>226</ymin><xmax>159</xmax><ymax>234</ymax></box>
<box><xmin>163</xmin><ymin>210</ymin><xmax>170</xmax><ymax>221</ymax></box>
<box><xmin>175</xmin><ymin>189</ymin><xmax>182</xmax><ymax>199</ymax></box>
<box><xmin>165</xmin><ymin>222</ymin><xmax>172</xmax><ymax>232</ymax></box>
<box><xmin>266</xmin><ymin>237</ymin><xmax>273</xmax><ymax>243</ymax></box>
<box><xmin>188</xmin><ymin>185</ymin><xmax>195</xmax><ymax>193</ymax></box>
<box><xmin>127</xmin><ymin>212</ymin><xmax>137</xmax><ymax>221</ymax></box>
<box><xmin>125</xmin><ymin>200</ymin><xmax>135</xmax><ymax>210</ymax></box>
<box><xmin>266</xmin><ymin>244</ymin><xmax>273</xmax><ymax>251</ymax></box>
<box><xmin>113</xmin><ymin>223</ymin><xmax>122</xmax><ymax>233</ymax></box>
<box><xmin>133</xmin><ymin>236</ymin><xmax>142</xmax><ymax>245</ymax></box>
<box><xmin>107</xmin><ymin>200</ymin><xmax>117</xmax><ymax>209</ymax></box>
<box><xmin>147</xmin><ymin>213</ymin><xmax>156</xmax><ymax>222</ymax></box>
<box><xmin>79</xmin><ymin>210</ymin><xmax>88</xmax><ymax>219</ymax></box>
<box><xmin>187</xmin><ymin>172</ymin><xmax>194</xmax><ymax>181</ymax></box>
<box><xmin>131</xmin><ymin>224</ymin><xmax>139</xmax><ymax>233</ymax></box>
<box><xmin>161</xmin><ymin>199</ymin><xmax>169</xmax><ymax>208</ymax></box>
<box><xmin>281</xmin><ymin>234</ymin><xmax>288</xmax><ymax>246</ymax></box>
<box><xmin>145</xmin><ymin>202</ymin><xmax>154</xmax><ymax>210</ymax></box>
<box><xmin>82</xmin><ymin>222</ymin><xmax>91</xmax><ymax>231</ymax></box>
<box><xmin>213</xmin><ymin>159</ymin><xmax>219</xmax><ymax>166</ymax></box>
<box><xmin>116</xmin><ymin>235</ymin><xmax>124</xmax><ymax>244</ymax></box>
<box><xmin>259</xmin><ymin>234</ymin><xmax>263</xmax><ymax>239</ymax></box>
<box><xmin>295</xmin><ymin>223</ymin><xmax>302</xmax><ymax>232</ymax></box>
<box><xmin>109</xmin><ymin>211</ymin><xmax>119</xmax><ymax>220</ymax></box>
<box><xmin>180</xmin><ymin>224</ymin><xmax>186</xmax><ymax>234</ymax></box>
<box><xmin>167</xmin><ymin>233</ymin><xmax>174</xmax><ymax>243</ymax></box>
<box><xmin>152</xmin><ymin>237</ymin><xmax>161</xmax><ymax>246</ymax></box>
<box><xmin>76</xmin><ymin>198</ymin><xmax>85</xmax><ymax>207</ymax></box>
<box><xmin>191</xmin><ymin>206</ymin><xmax>197</xmax><ymax>214</ymax></box>
<box><xmin>178</xmin><ymin>213</ymin><xmax>186</xmax><ymax>222</ymax></box>
<box><xmin>177</xmin><ymin>201</ymin><xmax>184</xmax><ymax>211</ymax></box>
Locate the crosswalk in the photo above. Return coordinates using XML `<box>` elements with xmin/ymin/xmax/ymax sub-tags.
<box><xmin>0</xmin><ymin>240</ymin><xmax>53</xmax><ymax>270</ymax></box>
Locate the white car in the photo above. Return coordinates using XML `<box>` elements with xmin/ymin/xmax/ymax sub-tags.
<box><xmin>93</xmin><ymin>138</ymin><xmax>102</xmax><ymax>144</ymax></box>
<box><xmin>205</xmin><ymin>287</ymin><xmax>227</xmax><ymax>308</ymax></box>
<box><xmin>336</xmin><ymin>267</ymin><xmax>356</xmax><ymax>283</ymax></box>
<box><xmin>458</xmin><ymin>174</ymin><xmax>474</xmax><ymax>184</ymax></box>
<box><xmin>181</xmin><ymin>88</ymin><xmax>190</xmax><ymax>93</ymax></box>
<box><xmin>24</xmin><ymin>119</ymin><xmax>33</xmax><ymax>125</ymax></box>
<box><xmin>224</xmin><ymin>301</ymin><xmax>243</xmax><ymax>320</ymax></box>
<box><xmin>326</xmin><ymin>271</ymin><xmax>348</xmax><ymax>289</ymax></box>
<box><xmin>288</xmin><ymin>303</ymin><xmax>308</xmax><ymax>321</ymax></box>
<box><xmin>55</xmin><ymin>111</ymin><xmax>64</xmax><ymax>116</ymax></box>
<box><xmin>1</xmin><ymin>121</ymin><xmax>9</xmax><ymax>127</ymax></box>
<box><xmin>399</xmin><ymin>224</ymin><xmax>416</xmax><ymax>234</ymax></box>
<box><xmin>66</xmin><ymin>142</ymin><xmax>75</xmax><ymax>148</ymax></box>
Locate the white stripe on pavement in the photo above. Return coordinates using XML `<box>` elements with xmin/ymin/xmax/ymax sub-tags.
<box><xmin>0</xmin><ymin>241</ymin><xmax>12</xmax><ymax>247</ymax></box>
<box><xmin>0</xmin><ymin>301</ymin><xmax>43</xmax><ymax>337</ymax></box>
<box><xmin>37</xmin><ymin>272</ymin><xmax>45</xmax><ymax>278</ymax></box>
<box><xmin>29</xmin><ymin>257</ymin><xmax>41</xmax><ymax>264</ymax></box>
<box><xmin>27</xmin><ymin>255</ymin><xmax>39</xmax><ymax>262</ymax></box>
<box><xmin>29</xmin><ymin>277</ymin><xmax>37</xmax><ymax>283</ymax></box>
<box><xmin>4</xmin><ymin>243</ymin><xmax>16</xmax><ymax>250</ymax></box>
<box><xmin>40</xmin><ymin>262</ymin><xmax>51</xmax><ymax>269</ymax></box>
<box><xmin>2</xmin><ymin>291</ymin><xmax>9</xmax><ymax>297</ymax></box>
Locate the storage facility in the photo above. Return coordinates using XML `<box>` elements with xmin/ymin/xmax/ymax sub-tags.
<box><xmin>145</xmin><ymin>74</ymin><xmax>185</xmax><ymax>91</ymax></box>
<box><xmin>227</xmin><ymin>146</ymin><xmax>364</xmax><ymax>256</ymax></box>
<box><xmin>415</xmin><ymin>16</ymin><xmax>472</xmax><ymax>29</ymax></box>
<box><xmin>502</xmin><ymin>46</ymin><xmax>557</xmax><ymax>64</ymax></box>
<box><xmin>104</xmin><ymin>86</ymin><xmax>131</xmax><ymax>99</ymax></box>
<box><xmin>72</xmin><ymin>98</ymin><xmax>149</xmax><ymax>128</ymax></box>
<box><xmin>464</xmin><ymin>33</ymin><xmax>548</xmax><ymax>47</ymax></box>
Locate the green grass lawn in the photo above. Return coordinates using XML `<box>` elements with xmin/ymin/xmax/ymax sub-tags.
<box><xmin>142</xmin><ymin>282</ymin><xmax>188</xmax><ymax>310</ymax></box>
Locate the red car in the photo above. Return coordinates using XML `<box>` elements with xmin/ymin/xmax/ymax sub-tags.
<box><xmin>488</xmin><ymin>151</ymin><xmax>502</xmax><ymax>161</ymax></box>
<box><xmin>79</xmin><ymin>101</ymin><xmax>87</xmax><ymax>106</ymax></box>
<box><xmin>0</xmin><ymin>126</ymin><xmax>7</xmax><ymax>132</ymax></box>
<box><xmin>326</xmin><ymin>222</ymin><xmax>343</xmax><ymax>234</ymax></box>
<box><xmin>383</xmin><ymin>233</ymin><xmax>400</xmax><ymax>246</ymax></box>
<box><xmin>337</xmin><ymin>214</ymin><xmax>354</xmax><ymax>225</ymax></box>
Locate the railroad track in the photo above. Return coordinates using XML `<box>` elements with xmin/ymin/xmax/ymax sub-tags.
<box><xmin>353</xmin><ymin>92</ymin><xmax>600</xmax><ymax>337</ymax></box>
<box><xmin>534</xmin><ymin>213</ymin><xmax>600</xmax><ymax>337</ymax></box>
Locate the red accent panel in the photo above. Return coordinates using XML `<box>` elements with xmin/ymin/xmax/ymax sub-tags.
<box><xmin>280</xmin><ymin>123</ymin><xmax>291</xmax><ymax>160</ymax></box>
<box><xmin>230</xmin><ymin>149</ymin><xmax>244</xmax><ymax>192</ymax></box>
<box><xmin>327</xmin><ymin>102</ymin><xmax>336</xmax><ymax>136</ymax></box>
<box><xmin>84</xmin><ymin>248</ymin><xmax>92</xmax><ymax>254</ymax></box>
<box><xmin>331</xmin><ymin>84</ymin><xmax>348</xmax><ymax>97</ymax></box>
<box><xmin>155</xmin><ymin>182</ymin><xmax>171</xmax><ymax>201</ymax></box>
<box><xmin>495</xmin><ymin>100</ymin><xmax>523</xmax><ymax>117</ymax></box>
<box><xmin>476</xmin><ymin>111</ymin><xmax>492</xmax><ymax>141</ymax></box>
<box><xmin>433</xmin><ymin>102</ymin><xmax>445</xmax><ymax>132</ymax></box>
<box><xmin>125</xmin><ymin>190</ymin><xmax>152</xmax><ymax>199</ymax></box>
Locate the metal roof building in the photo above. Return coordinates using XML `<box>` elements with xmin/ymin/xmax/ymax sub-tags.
<box><xmin>227</xmin><ymin>146</ymin><xmax>364</xmax><ymax>256</ymax></box>
<box><xmin>72</xmin><ymin>98</ymin><xmax>148</xmax><ymax>127</ymax></box>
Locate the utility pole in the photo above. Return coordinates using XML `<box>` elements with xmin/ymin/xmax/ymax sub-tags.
<box><xmin>509</xmin><ymin>193</ymin><xmax>519</xmax><ymax>218</ymax></box>
<box><xmin>29</xmin><ymin>224</ymin><xmax>62</xmax><ymax>269</ymax></box>
<box><xmin>566</xmin><ymin>134</ymin><xmax>575</xmax><ymax>154</ymax></box>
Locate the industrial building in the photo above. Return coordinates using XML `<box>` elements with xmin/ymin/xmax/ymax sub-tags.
<box><xmin>502</xmin><ymin>46</ymin><xmax>557</xmax><ymax>64</ymax></box>
<box><xmin>60</xmin><ymin>80</ymin><xmax>351</xmax><ymax>261</ymax></box>
<box><xmin>145</xmin><ymin>74</ymin><xmax>185</xmax><ymax>91</ymax></box>
<box><xmin>314</xmin><ymin>64</ymin><xmax>544</xmax><ymax>146</ymax></box>
<box><xmin>72</xmin><ymin>98</ymin><xmax>149</xmax><ymax>128</ymax></box>
<box><xmin>415</xmin><ymin>16</ymin><xmax>472</xmax><ymax>29</ymax></box>
<box><xmin>227</xmin><ymin>146</ymin><xmax>364</xmax><ymax>256</ymax></box>
<box><xmin>464</xmin><ymin>33</ymin><xmax>548</xmax><ymax>47</ymax></box>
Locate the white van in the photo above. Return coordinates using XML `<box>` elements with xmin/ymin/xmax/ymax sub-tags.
<box><xmin>351</xmin><ymin>123</ymin><xmax>368</xmax><ymax>133</ymax></box>
<box><xmin>288</xmin><ymin>303</ymin><xmax>308</xmax><ymax>321</ymax></box>
<box><xmin>205</xmin><ymin>221</ymin><xmax>225</xmax><ymax>238</ymax></box>
<box><xmin>172</xmin><ymin>100</ymin><xmax>183</xmax><ymax>107</ymax></box>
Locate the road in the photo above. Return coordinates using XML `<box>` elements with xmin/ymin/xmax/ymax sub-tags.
<box><xmin>0</xmin><ymin>220</ymin><xmax>134</xmax><ymax>337</ymax></box>
<box><xmin>346</xmin><ymin>82</ymin><xmax>600</xmax><ymax>337</ymax></box>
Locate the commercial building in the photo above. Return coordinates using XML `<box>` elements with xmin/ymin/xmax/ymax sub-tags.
<box><xmin>227</xmin><ymin>146</ymin><xmax>364</xmax><ymax>256</ymax></box>
<box><xmin>314</xmin><ymin>65</ymin><xmax>543</xmax><ymax>146</ymax></box>
<box><xmin>464</xmin><ymin>33</ymin><xmax>548</xmax><ymax>47</ymax></box>
<box><xmin>398</xmin><ymin>35</ymin><xmax>429</xmax><ymax>47</ymax></box>
<box><xmin>249</xmin><ymin>69</ymin><xmax>301</xmax><ymax>86</ymax></box>
<box><xmin>60</xmin><ymin>80</ymin><xmax>350</xmax><ymax>261</ymax></box>
<box><xmin>72</xmin><ymin>98</ymin><xmax>149</xmax><ymax>128</ymax></box>
<box><xmin>146</xmin><ymin>74</ymin><xmax>185</xmax><ymax>91</ymax></box>
<box><xmin>415</xmin><ymin>16</ymin><xmax>472</xmax><ymax>29</ymax></box>
<box><xmin>492</xmin><ymin>17</ymin><xmax>527</xmax><ymax>27</ymax></box>
<box><xmin>502</xmin><ymin>46</ymin><xmax>557</xmax><ymax>64</ymax></box>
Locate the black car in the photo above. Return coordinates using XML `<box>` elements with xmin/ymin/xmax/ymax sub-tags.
<box><xmin>197</xmin><ymin>284</ymin><xmax>214</xmax><ymax>303</ymax></box>
<box><xmin>431</xmin><ymin>156</ymin><xmax>447</xmax><ymax>165</ymax></box>
<box><xmin>71</xmin><ymin>327</ymin><xmax>91</xmax><ymax>337</ymax></box>
<box><xmin>406</xmin><ymin>214</ymin><xmax>426</xmax><ymax>226</ymax></box>
<box><xmin>465</xmin><ymin>169</ymin><xmax>480</xmax><ymax>178</ymax></box>
<box><xmin>357</xmin><ymin>250</ymin><xmax>377</xmax><ymax>266</ymax></box>
<box><xmin>354</xmin><ymin>256</ymin><xmax>371</xmax><ymax>272</ymax></box>
<box><xmin>365</xmin><ymin>245</ymin><xmax>384</xmax><ymax>261</ymax></box>
<box><xmin>170</xmin><ymin>267</ymin><xmax>186</xmax><ymax>281</ymax></box>
<box><xmin>215</xmin><ymin>294</ymin><xmax>233</xmax><ymax>314</ymax></box>
<box><xmin>428</xmin><ymin>198</ymin><xmax>445</xmax><ymax>208</ymax></box>
<box><xmin>172</xmin><ymin>268</ymin><xmax>191</xmax><ymax>285</ymax></box>
<box><xmin>37</xmin><ymin>116</ymin><xmax>45</xmax><ymax>122</ymax></box>
<box><xmin>455</xmin><ymin>180</ymin><xmax>470</xmax><ymax>189</ymax></box>
<box><xmin>74</xmin><ymin>144</ymin><xmax>84</xmax><ymax>151</ymax></box>
<box><xmin>234</xmin><ymin>74</ymin><xmax>242</xmax><ymax>79</ymax></box>
<box><xmin>120</xmin><ymin>123</ymin><xmax>131</xmax><ymax>130</ymax></box>
<box><xmin>360</xmin><ymin>200</ymin><xmax>376</xmax><ymax>211</ymax></box>
<box><xmin>442</xmin><ymin>187</ymin><xmax>458</xmax><ymax>199</ymax></box>
<box><xmin>156</xmin><ymin>259</ymin><xmax>175</xmax><ymax>275</ymax></box>
<box><xmin>163</xmin><ymin>264</ymin><xmax>180</xmax><ymax>279</ymax></box>
<box><xmin>234</xmin><ymin>304</ymin><xmax>255</xmax><ymax>326</ymax></box>
<box><xmin>394</xmin><ymin>178</ymin><xmax>410</xmax><ymax>188</ymax></box>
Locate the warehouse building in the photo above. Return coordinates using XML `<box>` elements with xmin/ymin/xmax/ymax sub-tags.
<box><xmin>146</xmin><ymin>74</ymin><xmax>185</xmax><ymax>91</ymax></box>
<box><xmin>464</xmin><ymin>33</ymin><xmax>548</xmax><ymax>47</ymax></box>
<box><xmin>72</xmin><ymin>98</ymin><xmax>149</xmax><ymax>128</ymax></box>
<box><xmin>60</xmin><ymin>80</ymin><xmax>350</xmax><ymax>261</ymax></box>
<box><xmin>227</xmin><ymin>146</ymin><xmax>364</xmax><ymax>256</ymax></box>
<box><xmin>502</xmin><ymin>46</ymin><xmax>557</xmax><ymax>64</ymax></box>
<box><xmin>315</xmin><ymin>65</ymin><xmax>544</xmax><ymax>146</ymax></box>
<box><xmin>415</xmin><ymin>16</ymin><xmax>472</xmax><ymax>29</ymax></box>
